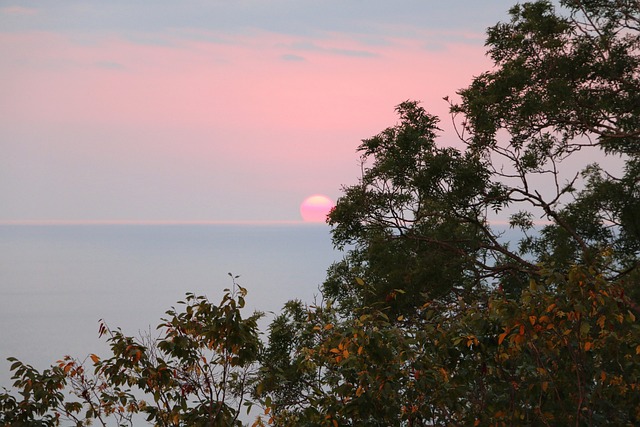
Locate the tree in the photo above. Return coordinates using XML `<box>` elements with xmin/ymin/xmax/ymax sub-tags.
<box><xmin>0</xmin><ymin>277</ymin><xmax>264</xmax><ymax>427</ymax></box>
<box><xmin>260</xmin><ymin>259</ymin><xmax>640</xmax><ymax>425</ymax></box>
<box><xmin>454</xmin><ymin>0</ymin><xmax>640</xmax><ymax>282</ymax></box>
<box><xmin>324</xmin><ymin>0</ymin><xmax>639</xmax><ymax>316</ymax></box>
<box><xmin>327</xmin><ymin>101</ymin><xmax>502</xmax><ymax>315</ymax></box>
<box><xmin>460</xmin><ymin>0</ymin><xmax>640</xmax><ymax>155</ymax></box>
<box><xmin>259</xmin><ymin>1</ymin><xmax>640</xmax><ymax>425</ymax></box>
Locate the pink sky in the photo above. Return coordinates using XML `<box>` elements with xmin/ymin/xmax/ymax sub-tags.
<box><xmin>0</xmin><ymin>2</ymin><xmax>515</xmax><ymax>222</ymax></box>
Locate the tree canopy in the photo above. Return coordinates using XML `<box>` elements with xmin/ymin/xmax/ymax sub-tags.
<box><xmin>261</xmin><ymin>1</ymin><xmax>640</xmax><ymax>424</ymax></box>
<box><xmin>2</xmin><ymin>1</ymin><xmax>639</xmax><ymax>426</ymax></box>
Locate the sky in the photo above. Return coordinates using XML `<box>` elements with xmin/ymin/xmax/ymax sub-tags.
<box><xmin>1</xmin><ymin>0</ymin><xmax>518</xmax><ymax>223</ymax></box>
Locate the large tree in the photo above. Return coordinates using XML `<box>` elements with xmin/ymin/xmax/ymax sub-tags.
<box><xmin>455</xmin><ymin>0</ymin><xmax>640</xmax><ymax>281</ymax></box>
<box><xmin>260</xmin><ymin>1</ymin><xmax>640</xmax><ymax>425</ymax></box>
<box><xmin>324</xmin><ymin>0</ymin><xmax>640</xmax><ymax>315</ymax></box>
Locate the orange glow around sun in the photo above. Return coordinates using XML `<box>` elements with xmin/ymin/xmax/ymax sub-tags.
<box><xmin>300</xmin><ymin>194</ymin><xmax>335</xmax><ymax>222</ymax></box>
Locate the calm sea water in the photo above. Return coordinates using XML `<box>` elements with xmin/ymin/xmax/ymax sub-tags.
<box><xmin>0</xmin><ymin>224</ymin><xmax>341</xmax><ymax>389</ymax></box>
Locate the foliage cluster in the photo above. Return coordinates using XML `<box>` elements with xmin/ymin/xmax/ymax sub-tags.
<box><xmin>2</xmin><ymin>1</ymin><xmax>639</xmax><ymax>425</ymax></box>
<box><xmin>1</xmin><ymin>276</ymin><xmax>262</xmax><ymax>426</ymax></box>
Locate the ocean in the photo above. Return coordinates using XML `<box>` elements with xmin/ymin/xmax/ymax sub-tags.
<box><xmin>0</xmin><ymin>224</ymin><xmax>341</xmax><ymax>390</ymax></box>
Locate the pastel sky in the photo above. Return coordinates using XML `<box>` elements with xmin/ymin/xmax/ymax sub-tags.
<box><xmin>1</xmin><ymin>0</ymin><xmax>517</xmax><ymax>223</ymax></box>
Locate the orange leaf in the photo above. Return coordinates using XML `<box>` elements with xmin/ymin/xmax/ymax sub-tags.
<box><xmin>89</xmin><ymin>354</ymin><xmax>100</xmax><ymax>364</ymax></box>
<box><xmin>439</xmin><ymin>367</ymin><xmax>449</xmax><ymax>382</ymax></box>
<box><xmin>584</xmin><ymin>341</ymin><xmax>593</xmax><ymax>351</ymax></box>
<box><xmin>498</xmin><ymin>332</ymin><xmax>508</xmax><ymax>345</ymax></box>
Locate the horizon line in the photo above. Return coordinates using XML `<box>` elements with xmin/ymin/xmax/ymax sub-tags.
<box><xmin>0</xmin><ymin>219</ymin><xmax>550</xmax><ymax>227</ymax></box>
<box><xmin>0</xmin><ymin>219</ymin><xmax>328</xmax><ymax>226</ymax></box>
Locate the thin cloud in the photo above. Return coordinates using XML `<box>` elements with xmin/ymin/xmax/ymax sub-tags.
<box><xmin>422</xmin><ymin>42</ymin><xmax>446</xmax><ymax>52</ymax></box>
<box><xmin>329</xmin><ymin>47</ymin><xmax>378</xmax><ymax>58</ymax></box>
<box><xmin>95</xmin><ymin>61</ymin><xmax>125</xmax><ymax>70</ymax></box>
<box><xmin>1</xmin><ymin>6</ymin><xmax>39</xmax><ymax>16</ymax></box>
<box><xmin>281</xmin><ymin>54</ymin><xmax>305</xmax><ymax>62</ymax></box>
<box><xmin>288</xmin><ymin>40</ymin><xmax>378</xmax><ymax>58</ymax></box>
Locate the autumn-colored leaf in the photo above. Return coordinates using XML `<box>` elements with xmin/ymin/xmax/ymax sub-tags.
<box><xmin>439</xmin><ymin>367</ymin><xmax>449</xmax><ymax>382</ymax></box>
<box><xmin>498</xmin><ymin>331</ymin><xmax>508</xmax><ymax>345</ymax></box>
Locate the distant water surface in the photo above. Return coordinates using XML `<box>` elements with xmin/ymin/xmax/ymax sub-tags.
<box><xmin>0</xmin><ymin>224</ymin><xmax>340</xmax><ymax>389</ymax></box>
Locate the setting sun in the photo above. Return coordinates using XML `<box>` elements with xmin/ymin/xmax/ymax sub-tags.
<box><xmin>300</xmin><ymin>195</ymin><xmax>335</xmax><ymax>223</ymax></box>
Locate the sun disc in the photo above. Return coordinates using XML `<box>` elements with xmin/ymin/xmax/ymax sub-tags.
<box><xmin>300</xmin><ymin>194</ymin><xmax>335</xmax><ymax>222</ymax></box>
